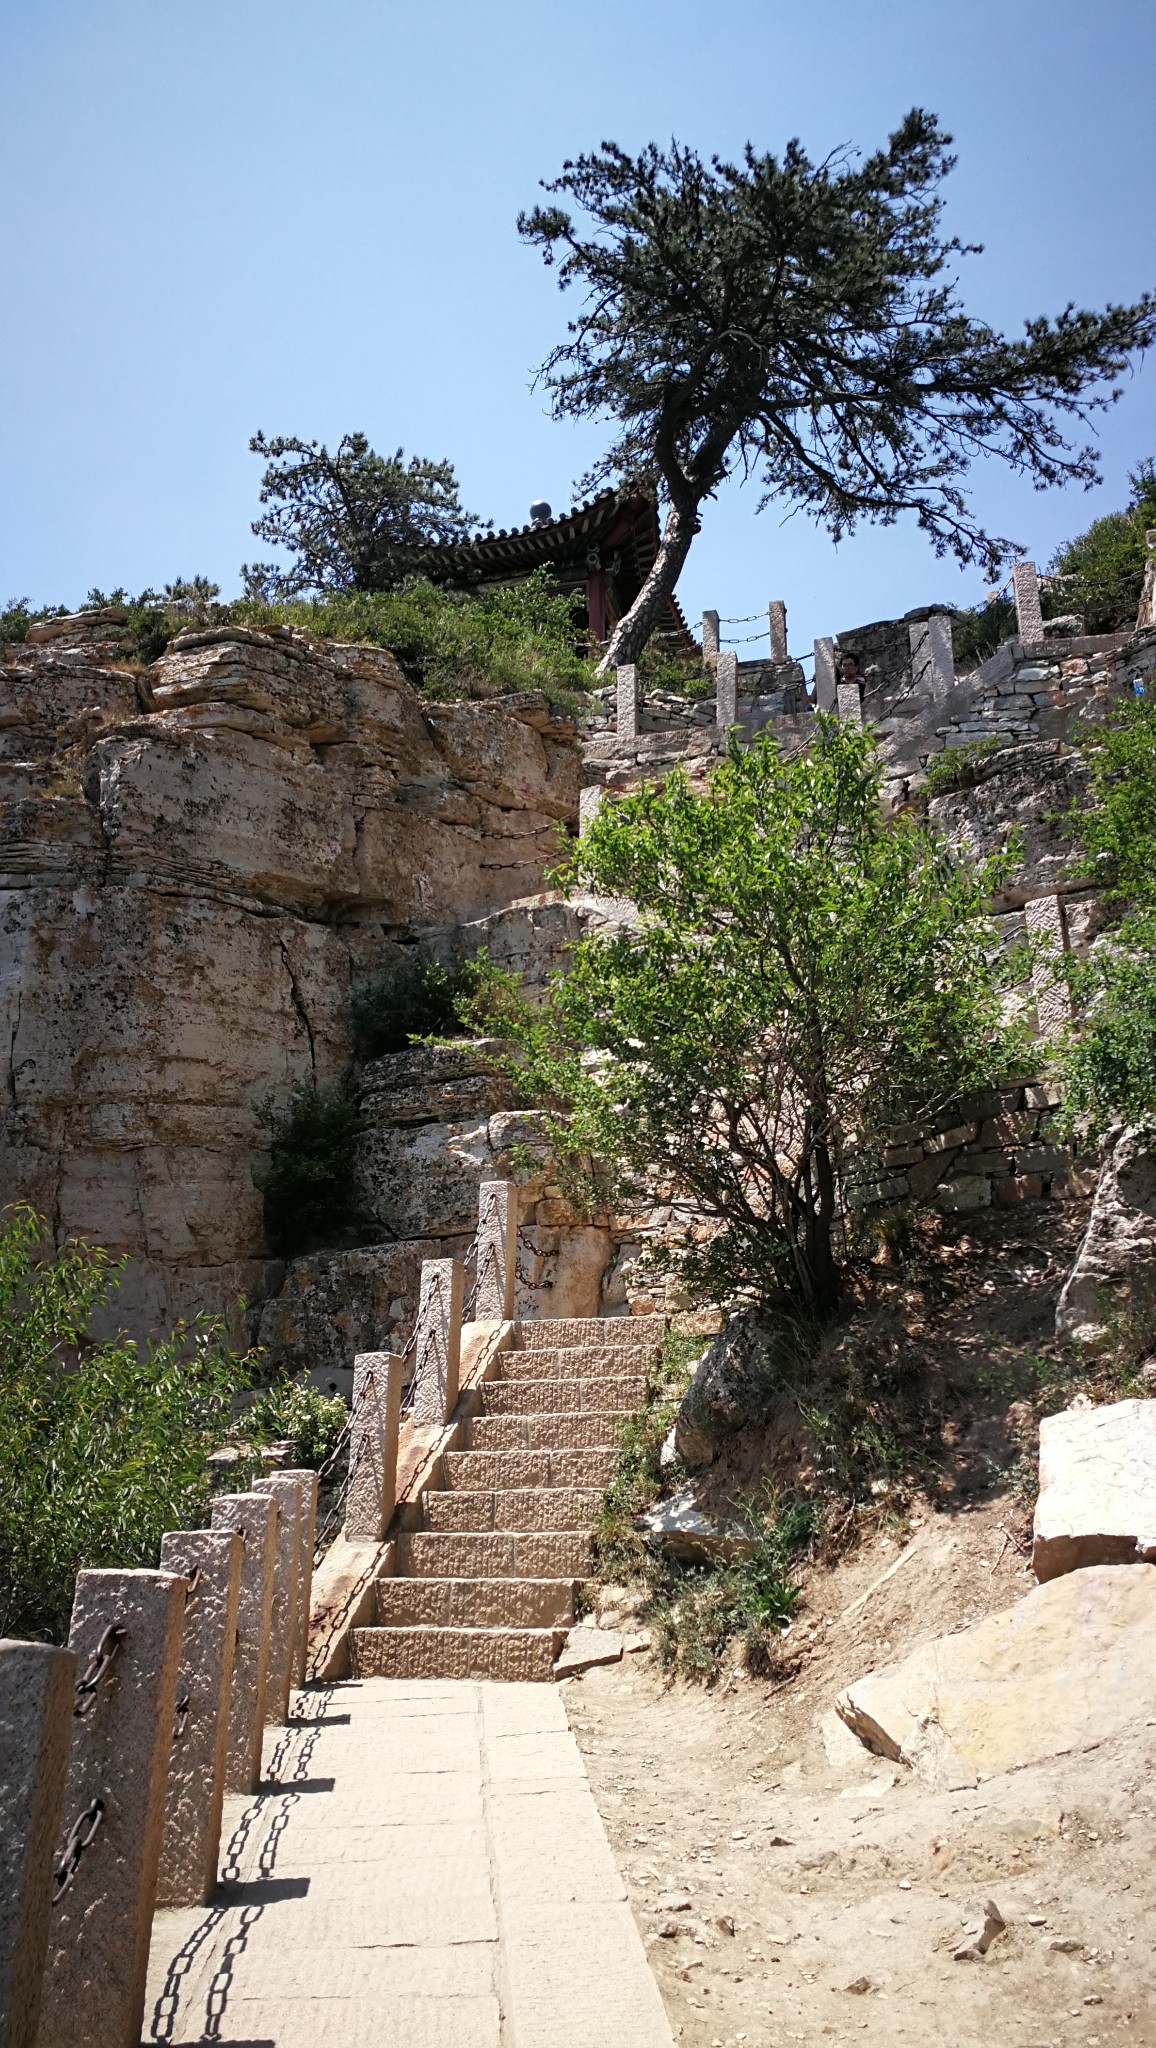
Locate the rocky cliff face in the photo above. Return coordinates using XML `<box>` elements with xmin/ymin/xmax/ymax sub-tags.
<box><xmin>0</xmin><ymin>620</ymin><xmax>580</xmax><ymax>1337</ymax></box>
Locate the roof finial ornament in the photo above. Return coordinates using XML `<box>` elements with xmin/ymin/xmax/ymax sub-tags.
<box><xmin>529</xmin><ymin>500</ymin><xmax>552</xmax><ymax>528</ymax></box>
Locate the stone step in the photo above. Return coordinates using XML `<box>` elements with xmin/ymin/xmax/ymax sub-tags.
<box><xmin>423</xmin><ymin>1486</ymin><xmax>601</xmax><ymax>1533</ymax></box>
<box><xmin>464</xmin><ymin>1411</ymin><xmax>628</xmax><ymax>1453</ymax></box>
<box><xmin>497</xmin><ymin>1346</ymin><xmax>652</xmax><ymax>1384</ymax></box>
<box><xmin>444</xmin><ymin>1446</ymin><xmax>620</xmax><ymax>1490</ymax></box>
<box><xmin>397</xmin><ymin>1528</ymin><xmax>591</xmax><ymax>1580</ymax></box>
<box><xmin>351</xmin><ymin>1624</ymin><xmax>564</xmax><ymax>1682</ymax></box>
<box><xmin>376</xmin><ymin>1575</ymin><xmax>575</xmax><ymax>1629</ymax></box>
<box><xmin>515</xmin><ymin>1316</ymin><xmax>663</xmax><ymax>1352</ymax></box>
<box><xmin>484</xmin><ymin>1375</ymin><xmax>642</xmax><ymax>1416</ymax></box>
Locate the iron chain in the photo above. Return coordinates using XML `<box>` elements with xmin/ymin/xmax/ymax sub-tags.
<box><xmin>73</xmin><ymin>1623</ymin><xmax>126</xmax><ymax>1719</ymax></box>
<box><xmin>52</xmin><ymin>1797</ymin><xmax>104</xmax><ymax>1904</ymax></box>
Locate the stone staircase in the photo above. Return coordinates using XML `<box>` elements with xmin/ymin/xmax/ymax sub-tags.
<box><xmin>351</xmin><ymin>1317</ymin><xmax>661</xmax><ymax>1681</ymax></box>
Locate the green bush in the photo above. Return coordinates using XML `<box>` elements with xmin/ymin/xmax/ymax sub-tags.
<box><xmin>1059</xmin><ymin>930</ymin><xmax>1156</xmax><ymax>1135</ymax></box>
<box><xmin>233</xmin><ymin>569</ymin><xmax>594</xmax><ymax>707</ymax></box>
<box><xmin>951</xmin><ymin>596</ymin><xmax>1018</xmax><ymax>670</ymax></box>
<box><xmin>648</xmin><ymin>1497</ymin><xmax>817</xmax><ymax>1685</ymax></box>
<box><xmin>1057</xmin><ymin>696</ymin><xmax>1156</xmax><ymax>1133</ymax></box>
<box><xmin>246</xmin><ymin>1377</ymin><xmax>347</xmax><ymax>1468</ymax></box>
<box><xmin>0</xmin><ymin>598</ymin><xmax>70</xmax><ymax>647</ymax></box>
<box><xmin>4</xmin><ymin>569</ymin><xmax>593</xmax><ymax>707</ymax></box>
<box><xmin>923</xmin><ymin>736</ymin><xmax>1003</xmax><ymax>797</ymax></box>
<box><xmin>254</xmin><ymin>1079</ymin><xmax>359</xmax><ymax>1256</ymax></box>
<box><xmin>1049</xmin><ymin>460</ymin><xmax>1156</xmax><ymax>634</ymax></box>
<box><xmin>590</xmin><ymin>1330</ymin><xmax>699</xmax><ymax>1581</ymax></box>
<box><xmin>0</xmin><ymin>1207</ymin><xmax>250</xmax><ymax>1641</ymax></box>
<box><xmin>351</xmin><ymin>956</ymin><xmax>466</xmax><ymax>1059</ymax></box>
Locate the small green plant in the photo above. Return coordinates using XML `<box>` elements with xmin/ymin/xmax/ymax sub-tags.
<box><xmin>923</xmin><ymin>736</ymin><xmax>1004</xmax><ymax>797</ymax></box>
<box><xmin>246</xmin><ymin>1377</ymin><xmax>347</xmax><ymax>1468</ymax></box>
<box><xmin>648</xmin><ymin>1495</ymin><xmax>817</xmax><ymax>1685</ymax></box>
<box><xmin>254</xmin><ymin>1079</ymin><xmax>359</xmax><ymax>1256</ymax></box>
<box><xmin>590</xmin><ymin>1329</ymin><xmax>699</xmax><ymax>1581</ymax></box>
<box><xmin>0</xmin><ymin>1207</ymin><xmax>251</xmax><ymax>1641</ymax></box>
<box><xmin>351</xmin><ymin>956</ymin><xmax>467</xmax><ymax>1060</ymax></box>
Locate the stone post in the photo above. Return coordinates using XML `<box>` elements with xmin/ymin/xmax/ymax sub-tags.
<box><xmin>715</xmin><ymin>648</ymin><xmax>738</xmax><ymax>731</ymax></box>
<box><xmin>344</xmin><ymin>1353</ymin><xmax>404</xmax><ymax>1543</ymax></box>
<box><xmin>155</xmin><ymin>1530</ymin><xmax>242</xmax><ymax>1909</ymax></box>
<box><xmin>768</xmin><ymin>600</ymin><xmax>788</xmax><ymax>663</ymax></box>
<box><xmin>0</xmin><ymin>1641</ymin><xmax>75</xmax><ymax>2048</ymax></box>
<box><xmin>36</xmin><ymin>1569</ymin><xmax>184</xmax><ymax>2048</ymax></box>
<box><xmin>578</xmin><ymin>786</ymin><xmax>603</xmax><ymax>837</ymax></box>
<box><xmin>251</xmin><ymin>1475</ymin><xmax>303</xmax><ymax>1727</ymax></box>
<box><xmin>1012</xmin><ymin>560</ymin><xmax>1044</xmax><ymax>644</ymax></box>
<box><xmin>410</xmin><ymin>1257</ymin><xmax>466</xmax><ymax>1426</ymax></box>
<box><xmin>813</xmin><ymin>637</ymin><xmax>837</xmax><ymax>710</ymax></box>
<box><xmin>474</xmin><ymin>1178</ymin><xmax>517</xmax><ymax>1320</ymax></box>
<box><xmin>209</xmin><ymin>1491</ymin><xmax>277</xmax><ymax>1795</ymax></box>
<box><xmin>279</xmin><ymin>1468</ymin><xmax>319</xmax><ymax>1688</ymax></box>
<box><xmin>701</xmin><ymin>610</ymin><xmax>720</xmax><ymax>669</ymax></box>
<box><xmin>909</xmin><ymin>614</ymin><xmax>955</xmax><ymax>700</ymax></box>
<box><xmin>836</xmin><ymin>682</ymin><xmax>864</xmax><ymax>728</ymax></box>
<box><xmin>1025</xmin><ymin>893</ymin><xmax>1071</xmax><ymax>1038</ymax></box>
<box><xmin>616</xmin><ymin>663</ymin><xmax>639</xmax><ymax>743</ymax></box>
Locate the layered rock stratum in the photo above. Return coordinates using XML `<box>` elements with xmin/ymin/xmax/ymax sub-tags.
<box><xmin>0</xmin><ymin>621</ymin><xmax>579</xmax><ymax>1336</ymax></box>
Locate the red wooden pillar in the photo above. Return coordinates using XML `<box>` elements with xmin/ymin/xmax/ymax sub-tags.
<box><xmin>586</xmin><ymin>568</ymin><xmax>607</xmax><ymax>645</ymax></box>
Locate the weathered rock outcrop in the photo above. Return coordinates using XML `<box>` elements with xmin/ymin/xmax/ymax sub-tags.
<box><xmin>1056</xmin><ymin>1125</ymin><xmax>1156</xmax><ymax>1348</ymax></box>
<box><xmin>1033</xmin><ymin>1398</ymin><xmax>1156</xmax><ymax>1580</ymax></box>
<box><xmin>837</xmin><ymin>1564</ymin><xmax>1156</xmax><ymax>1786</ymax></box>
<box><xmin>0</xmin><ymin>624</ymin><xmax>580</xmax><ymax>1337</ymax></box>
<box><xmin>674</xmin><ymin>1313</ymin><xmax>769</xmax><ymax>1469</ymax></box>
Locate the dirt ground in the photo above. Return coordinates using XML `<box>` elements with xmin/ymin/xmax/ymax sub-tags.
<box><xmin>562</xmin><ymin>1200</ymin><xmax>1156</xmax><ymax>2047</ymax></box>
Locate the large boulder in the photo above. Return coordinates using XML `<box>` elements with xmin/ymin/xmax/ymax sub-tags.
<box><xmin>1056</xmin><ymin>1124</ymin><xmax>1156</xmax><ymax>1348</ymax></box>
<box><xmin>1033</xmin><ymin>1398</ymin><xmax>1156</xmax><ymax>1580</ymax></box>
<box><xmin>836</xmin><ymin>1564</ymin><xmax>1156</xmax><ymax>1786</ymax></box>
<box><xmin>673</xmin><ymin>1310</ymin><xmax>774</xmax><ymax>1469</ymax></box>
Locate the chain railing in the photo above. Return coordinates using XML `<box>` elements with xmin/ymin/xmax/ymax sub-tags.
<box><xmin>72</xmin><ymin>1622</ymin><xmax>125</xmax><ymax>1719</ymax></box>
<box><xmin>51</xmin><ymin>1796</ymin><xmax>105</xmax><ymax>1904</ymax></box>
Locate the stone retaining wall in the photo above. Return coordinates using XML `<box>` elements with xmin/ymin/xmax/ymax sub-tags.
<box><xmin>845</xmin><ymin>1080</ymin><xmax>1093</xmax><ymax>1218</ymax></box>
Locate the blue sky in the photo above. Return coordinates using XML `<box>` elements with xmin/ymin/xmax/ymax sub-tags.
<box><xmin>2</xmin><ymin>0</ymin><xmax>1154</xmax><ymax>657</ymax></box>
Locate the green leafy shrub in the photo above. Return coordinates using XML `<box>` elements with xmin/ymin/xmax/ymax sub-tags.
<box><xmin>590</xmin><ymin>1330</ymin><xmax>699</xmax><ymax>1581</ymax></box>
<box><xmin>0</xmin><ymin>1207</ymin><xmax>251</xmax><ymax>1641</ymax></box>
<box><xmin>245</xmin><ymin>1377</ymin><xmax>347</xmax><ymax>1468</ymax></box>
<box><xmin>1059</xmin><ymin>932</ymin><xmax>1156</xmax><ymax>1134</ymax></box>
<box><xmin>1049</xmin><ymin>459</ymin><xmax>1156</xmax><ymax>633</ymax></box>
<box><xmin>470</xmin><ymin>718</ymin><xmax>1021</xmax><ymax>1315</ymax></box>
<box><xmin>951</xmin><ymin>596</ymin><xmax>1018</xmax><ymax>670</ymax></box>
<box><xmin>5</xmin><ymin>569</ymin><xmax>592</xmax><ymax>707</ymax></box>
<box><xmin>1057</xmin><ymin>697</ymin><xmax>1156</xmax><ymax>1133</ymax></box>
<box><xmin>1069</xmin><ymin>695</ymin><xmax>1156</xmax><ymax>909</ymax></box>
<box><xmin>351</xmin><ymin>956</ymin><xmax>466</xmax><ymax>1059</ymax></box>
<box><xmin>254</xmin><ymin>1079</ymin><xmax>359</xmax><ymax>1256</ymax></box>
<box><xmin>0</xmin><ymin>598</ymin><xmax>70</xmax><ymax>647</ymax></box>
<box><xmin>923</xmin><ymin>736</ymin><xmax>1004</xmax><ymax>797</ymax></box>
<box><xmin>648</xmin><ymin>1496</ymin><xmax>817</xmax><ymax>1685</ymax></box>
<box><xmin>234</xmin><ymin>569</ymin><xmax>594</xmax><ymax>707</ymax></box>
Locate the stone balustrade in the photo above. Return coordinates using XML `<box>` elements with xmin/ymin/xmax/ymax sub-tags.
<box><xmin>0</xmin><ymin>1179</ymin><xmax>521</xmax><ymax>2047</ymax></box>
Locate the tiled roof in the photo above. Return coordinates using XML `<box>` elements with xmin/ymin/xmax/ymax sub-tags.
<box><xmin>416</xmin><ymin>489</ymin><xmax>699</xmax><ymax>656</ymax></box>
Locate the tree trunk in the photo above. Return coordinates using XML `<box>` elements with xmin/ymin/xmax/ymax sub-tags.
<box><xmin>803</xmin><ymin>1135</ymin><xmax>840</xmax><ymax>1315</ymax></box>
<box><xmin>597</xmin><ymin>496</ymin><xmax>701</xmax><ymax>673</ymax></box>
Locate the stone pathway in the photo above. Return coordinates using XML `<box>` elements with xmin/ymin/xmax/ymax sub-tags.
<box><xmin>144</xmin><ymin>1676</ymin><xmax>674</xmax><ymax>2047</ymax></box>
